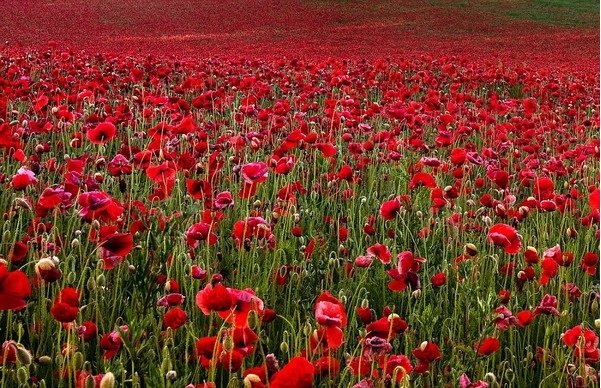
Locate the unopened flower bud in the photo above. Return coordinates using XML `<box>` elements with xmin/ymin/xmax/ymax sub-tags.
<box><xmin>279</xmin><ymin>341</ymin><xmax>289</xmax><ymax>353</ymax></box>
<box><xmin>72</xmin><ymin>352</ymin><xmax>84</xmax><ymax>369</ymax></box>
<box><xmin>165</xmin><ymin>370</ymin><xmax>177</xmax><ymax>381</ymax></box>
<box><xmin>99</xmin><ymin>372</ymin><xmax>115</xmax><ymax>388</ymax></box>
<box><xmin>223</xmin><ymin>335</ymin><xmax>235</xmax><ymax>352</ymax></box>
<box><xmin>484</xmin><ymin>372</ymin><xmax>497</xmax><ymax>383</ymax></box>
<box><xmin>15</xmin><ymin>345</ymin><xmax>32</xmax><ymax>365</ymax></box>
<box><xmin>244</xmin><ymin>374</ymin><xmax>261</xmax><ymax>388</ymax></box>
<box><xmin>38</xmin><ymin>356</ymin><xmax>52</xmax><ymax>366</ymax></box>
<box><xmin>17</xmin><ymin>367</ymin><xmax>29</xmax><ymax>385</ymax></box>
<box><xmin>465</xmin><ymin>243</ymin><xmax>478</xmax><ymax>256</ymax></box>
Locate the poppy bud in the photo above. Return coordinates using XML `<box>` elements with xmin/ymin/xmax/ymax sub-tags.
<box><xmin>565</xmin><ymin>228</ymin><xmax>577</xmax><ymax>238</ymax></box>
<box><xmin>96</xmin><ymin>274</ymin><xmax>106</xmax><ymax>287</ymax></box>
<box><xmin>86</xmin><ymin>277</ymin><xmax>96</xmax><ymax>291</ymax></box>
<box><xmin>71</xmin><ymin>238</ymin><xmax>80</xmax><ymax>249</ymax></box>
<box><xmin>223</xmin><ymin>335</ymin><xmax>235</xmax><ymax>352</ymax></box>
<box><xmin>280</xmin><ymin>341</ymin><xmax>289</xmax><ymax>353</ymax></box>
<box><xmin>161</xmin><ymin>357</ymin><xmax>172</xmax><ymax>374</ymax></box>
<box><xmin>484</xmin><ymin>373</ymin><xmax>497</xmax><ymax>383</ymax></box>
<box><xmin>15</xmin><ymin>345</ymin><xmax>32</xmax><ymax>365</ymax></box>
<box><xmin>38</xmin><ymin>356</ymin><xmax>52</xmax><ymax>366</ymax></box>
<box><xmin>361</xmin><ymin>299</ymin><xmax>369</xmax><ymax>309</ymax></box>
<box><xmin>17</xmin><ymin>367</ymin><xmax>29</xmax><ymax>385</ymax></box>
<box><xmin>99</xmin><ymin>372</ymin><xmax>115</xmax><ymax>388</ymax></box>
<box><xmin>412</xmin><ymin>289</ymin><xmax>421</xmax><ymax>298</ymax></box>
<box><xmin>247</xmin><ymin>310</ymin><xmax>259</xmax><ymax>330</ymax></box>
<box><xmin>128</xmin><ymin>265</ymin><xmax>136</xmax><ymax>273</ymax></box>
<box><xmin>67</xmin><ymin>271</ymin><xmax>77</xmax><ymax>284</ymax></box>
<box><xmin>2</xmin><ymin>229</ymin><xmax>12</xmax><ymax>243</ymax></box>
<box><xmin>244</xmin><ymin>374</ymin><xmax>261</xmax><ymax>388</ymax></box>
<box><xmin>465</xmin><ymin>243</ymin><xmax>478</xmax><ymax>256</ymax></box>
<box><xmin>14</xmin><ymin>197</ymin><xmax>32</xmax><ymax>210</ymax></box>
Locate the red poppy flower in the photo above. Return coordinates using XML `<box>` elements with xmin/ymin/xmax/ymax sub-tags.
<box><xmin>383</xmin><ymin>354</ymin><xmax>412</xmax><ymax>382</ymax></box>
<box><xmin>87</xmin><ymin>122</ymin><xmax>117</xmax><ymax>144</ymax></box>
<box><xmin>0</xmin><ymin>264</ymin><xmax>31</xmax><ymax>311</ymax></box>
<box><xmin>186</xmin><ymin>222</ymin><xmax>218</xmax><ymax>247</ymax></box>
<box><xmin>232</xmin><ymin>217</ymin><xmax>275</xmax><ymax>250</ymax></box>
<box><xmin>315</xmin><ymin>291</ymin><xmax>347</xmax><ymax>349</ymax></box>
<box><xmin>409</xmin><ymin>172</ymin><xmax>437</xmax><ymax>190</ymax></box>
<box><xmin>387</xmin><ymin>251</ymin><xmax>425</xmax><ymax>292</ymax></box>
<box><xmin>313</xmin><ymin>356</ymin><xmax>340</xmax><ymax>378</ymax></box>
<box><xmin>412</xmin><ymin>342</ymin><xmax>441</xmax><ymax>373</ymax></box>
<box><xmin>313</xmin><ymin>143</ymin><xmax>337</xmax><ymax>158</ymax></box>
<box><xmin>487</xmin><ymin>223</ymin><xmax>521</xmax><ymax>255</ymax></box>
<box><xmin>493</xmin><ymin>306</ymin><xmax>518</xmax><ymax>331</ymax></box>
<box><xmin>99</xmin><ymin>232</ymin><xmax>133</xmax><ymax>257</ymax></box>
<box><xmin>186</xmin><ymin>179</ymin><xmax>212</xmax><ymax>200</ymax></box>
<box><xmin>516</xmin><ymin>310</ymin><xmax>535</xmax><ymax>327</ymax></box>
<box><xmin>163</xmin><ymin>307</ymin><xmax>187</xmax><ymax>329</ymax></box>
<box><xmin>379</xmin><ymin>197</ymin><xmax>401</xmax><ymax>220</ymax></box>
<box><xmin>580</xmin><ymin>252</ymin><xmax>599</xmax><ymax>275</ymax></box>
<box><xmin>562</xmin><ymin>325</ymin><xmax>600</xmax><ymax>363</ymax></box>
<box><xmin>589</xmin><ymin>188</ymin><xmax>600</xmax><ymax>210</ymax></box>
<box><xmin>366</xmin><ymin>243</ymin><xmax>391</xmax><ymax>264</ymax></box>
<box><xmin>12</xmin><ymin>167</ymin><xmax>37</xmax><ymax>190</ymax></box>
<box><xmin>78</xmin><ymin>321</ymin><xmax>97</xmax><ymax>341</ymax></box>
<box><xmin>431</xmin><ymin>272</ymin><xmax>447</xmax><ymax>287</ymax></box>
<box><xmin>217</xmin><ymin>287</ymin><xmax>264</xmax><ymax>328</ymax></box>
<box><xmin>270</xmin><ymin>356</ymin><xmax>314</xmax><ymax>388</ymax></box>
<box><xmin>50</xmin><ymin>287</ymin><xmax>80</xmax><ymax>322</ymax></box>
<box><xmin>540</xmin><ymin>257</ymin><xmax>558</xmax><ymax>285</ymax></box>
<box><xmin>474</xmin><ymin>337</ymin><xmax>500</xmax><ymax>356</ymax></box>
<box><xmin>196</xmin><ymin>283</ymin><xmax>232</xmax><ymax>315</ymax></box>
<box><xmin>100</xmin><ymin>326</ymin><xmax>127</xmax><ymax>359</ymax></box>
<box><xmin>78</xmin><ymin>191</ymin><xmax>123</xmax><ymax>223</ymax></box>
<box><xmin>366</xmin><ymin>316</ymin><xmax>408</xmax><ymax>340</ymax></box>
<box><xmin>450</xmin><ymin>148</ymin><xmax>467</xmax><ymax>165</ymax></box>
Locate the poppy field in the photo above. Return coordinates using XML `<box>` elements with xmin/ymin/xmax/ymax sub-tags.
<box><xmin>0</xmin><ymin>1</ymin><xmax>600</xmax><ymax>388</ymax></box>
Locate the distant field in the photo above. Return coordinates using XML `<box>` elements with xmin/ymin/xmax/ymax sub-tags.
<box><xmin>0</xmin><ymin>0</ymin><xmax>598</xmax><ymax>70</ymax></box>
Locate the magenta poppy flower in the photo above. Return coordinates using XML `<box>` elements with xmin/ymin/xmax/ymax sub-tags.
<box><xmin>241</xmin><ymin>161</ymin><xmax>268</xmax><ymax>184</ymax></box>
<box><xmin>186</xmin><ymin>222</ymin><xmax>218</xmax><ymax>247</ymax></box>
<box><xmin>533</xmin><ymin>294</ymin><xmax>560</xmax><ymax>316</ymax></box>
<box><xmin>487</xmin><ymin>223</ymin><xmax>521</xmax><ymax>254</ymax></box>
